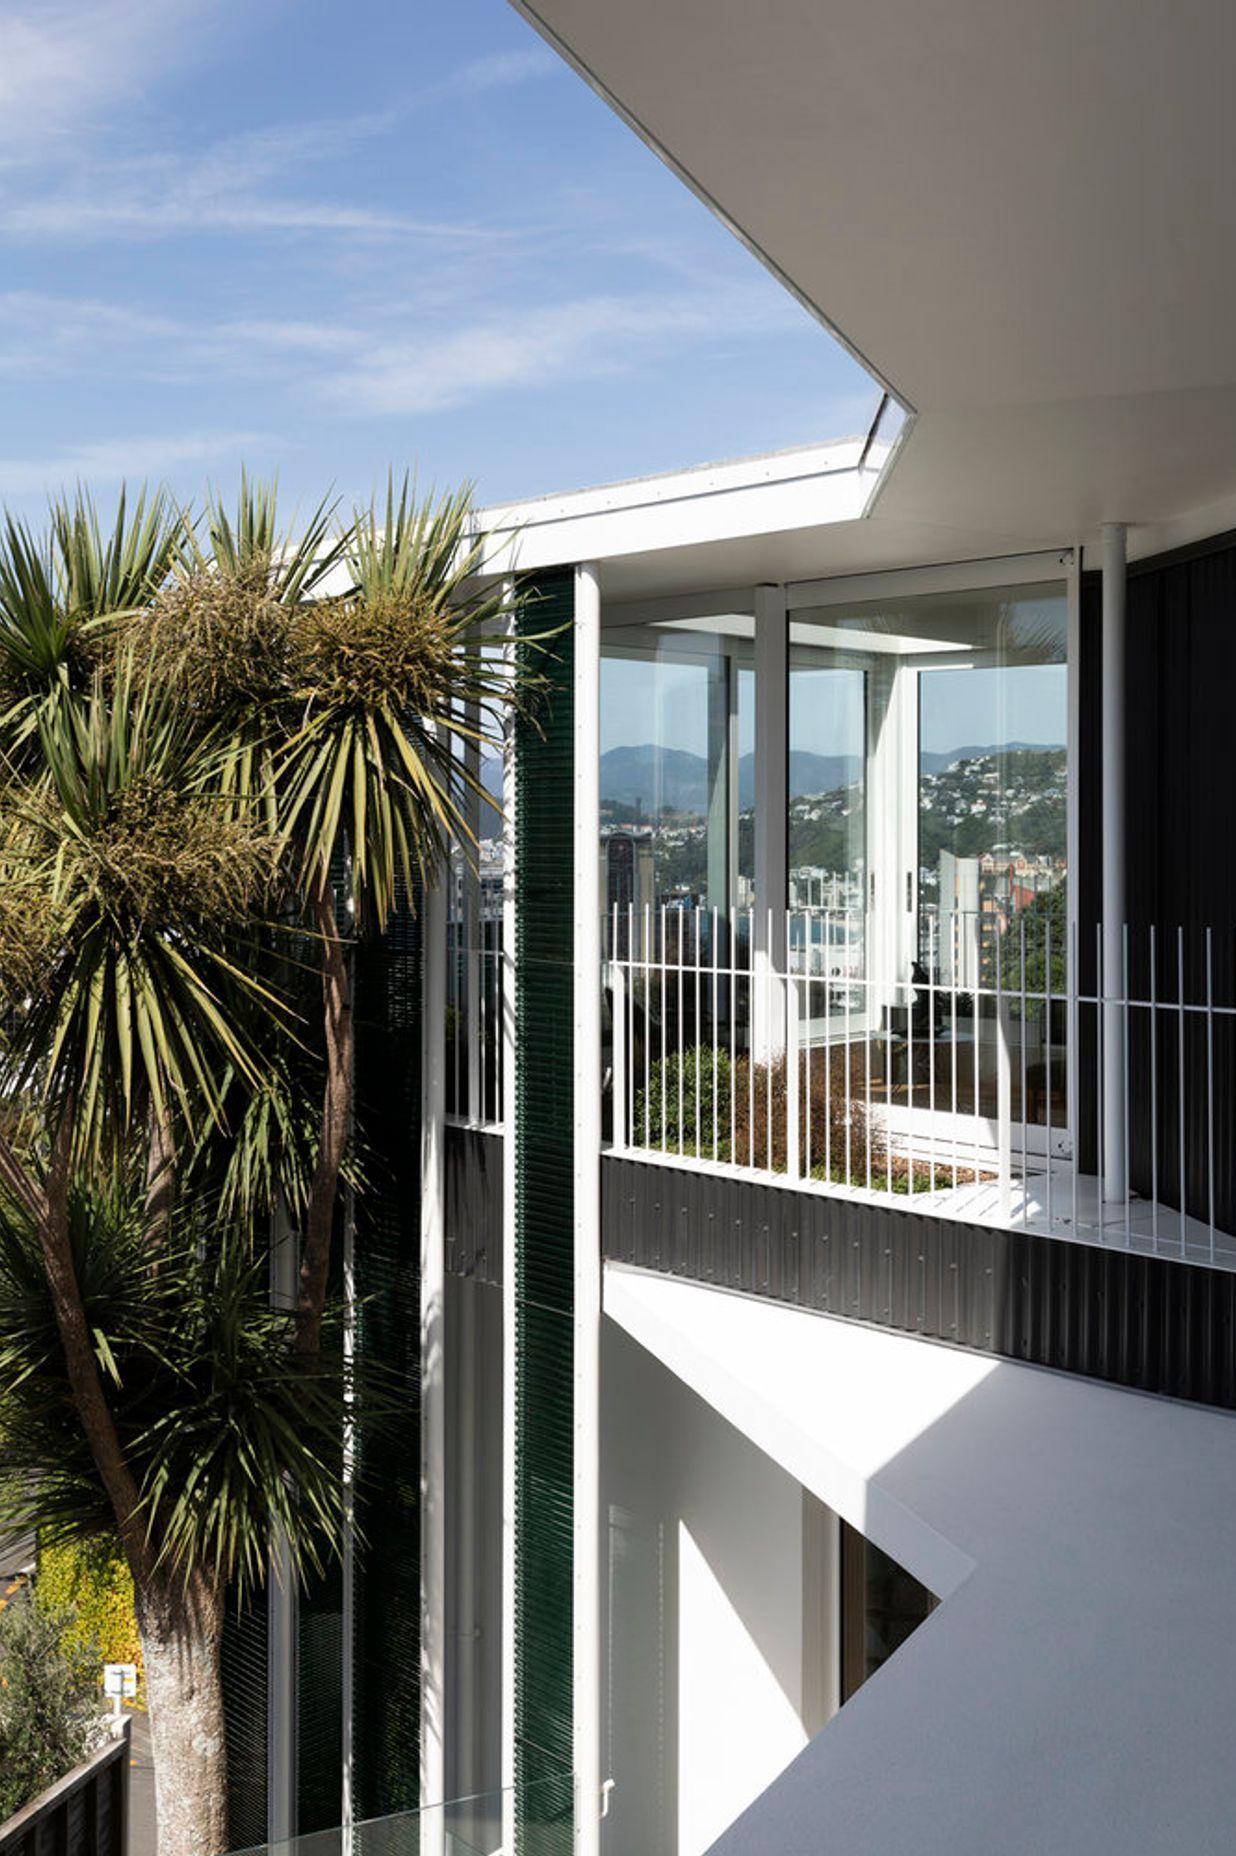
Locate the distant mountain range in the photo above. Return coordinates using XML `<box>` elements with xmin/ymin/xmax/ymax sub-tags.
<box><xmin>478</xmin><ymin>740</ymin><xmax>1064</xmax><ymax>820</ymax></box>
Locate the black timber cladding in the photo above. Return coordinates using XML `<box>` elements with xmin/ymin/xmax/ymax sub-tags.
<box><xmin>351</xmin><ymin>897</ymin><xmax>424</xmax><ymax>1820</ymax></box>
<box><xmin>513</xmin><ymin>571</ymin><xmax>576</xmax><ymax>1847</ymax></box>
<box><xmin>603</xmin><ymin>1156</ymin><xmax>1236</xmax><ymax>1411</ymax></box>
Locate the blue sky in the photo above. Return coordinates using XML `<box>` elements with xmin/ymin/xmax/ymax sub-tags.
<box><xmin>0</xmin><ymin>0</ymin><xmax>880</xmax><ymax>526</ymax></box>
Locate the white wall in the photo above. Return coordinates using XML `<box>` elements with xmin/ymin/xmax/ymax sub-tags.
<box><xmin>600</xmin><ymin>1320</ymin><xmax>816</xmax><ymax>1856</ymax></box>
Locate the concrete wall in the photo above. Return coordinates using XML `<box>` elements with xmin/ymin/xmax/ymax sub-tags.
<box><xmin>601</xmin><ymin>1319</ymin><xmax>822</xmax><ymax>1856</ymax></box>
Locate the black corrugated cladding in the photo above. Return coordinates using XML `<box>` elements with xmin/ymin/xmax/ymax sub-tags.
<box><xmin>602</xmin><ymin>1157</ymin><xmax>1236</xmax><ymax>1409</ymax></box>
<box><xmin>514</xmin><ymin>570</ymin><xmax>577</xmax><ymax>1849</ymax></box>
<box><xmin>351</xmin><ymin>896</ymin><xmax>424</xmax><ymax>1820</ymax></box>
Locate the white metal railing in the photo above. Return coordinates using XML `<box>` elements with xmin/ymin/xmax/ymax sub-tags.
<box><xmin>446</xmin><ymin>916</ymin><xmax>504</xmax><ymax>1128</ymax></box>
<box><xmin>604</xmin><ymin>905</ymin><xmax>1236</xmax><ymax>1266</ymax></box>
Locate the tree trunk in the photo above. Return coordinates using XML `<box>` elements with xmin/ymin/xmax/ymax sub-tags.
<box><xmin>296</xmin><ymin>882</ymin><xmax>353</xmax><ymax>1354</ymax></box>
<box><xmin>137</xmin><ymin>1567</ymin><xmax>230</xmax><ymax>1856</ymax></box>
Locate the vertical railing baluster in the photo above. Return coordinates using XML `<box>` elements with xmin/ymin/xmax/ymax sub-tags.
<box><xmin>786</xmin><ymin>912</ymin><xmax>800</xmax><ymax>1184</ymax></box>
<box><xmin>1096</xmin><ymin>921</ymin><xmax>1104</xmax><ymax>1241</ymax></box>
<box><xmin>1019</xmin><ymin>912</ymin><xmax>1028</xmax><ymax>1227</ymax></box>
<box><xmin>1150</xmin><ymin>923</ymin><xmax>1159</xmax><ymax>1251</ymax></box>
<box><xmin>1206</xmin><ymin>925</ymin><xmax>1216</xmax><ymax>1263</ymax></box>
<box><xmin>1123</xmin><ymin>921</ymin><xmax>1131</xmax><ymax>1247</ymax></box>
<box><xmin>1045</xmin><ymin>913</ymin><xmax>1054</xmax><ymax>1233</ymax></box>
<box><xmin>611</xmin><ymin>904</ymin><xmax>626</xmax><ymax>1152</ymax></box>
<box><xmin>1178</xmin><ymin>925</ymin><xmax>1187</xmax><ymax>1256</ymax></box>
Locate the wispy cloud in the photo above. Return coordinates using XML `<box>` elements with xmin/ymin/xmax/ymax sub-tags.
<box><xmin>0</xmin><ymin>107</ymin><xmax>504</xmax><ymax>244</ymax></box>
<box><xmin>323</xmin><ymin>288</ymin><xmax>808</xmax><ymax>416</ymax></box>
<box><xmin>0</xmin><ymin>0</ymin><xmax>219</xmax><ymax>149</ymax></box>
<box><xmin>432</xmin><ymin>48</ymin><xmax>558</xmax><ymax>100</ymax></box>
<box><xmin>0</xmin><ymin>279</ymin><xmax>811</xmax><ymax>414</ymax></box>
<box><xmin>0</xmin><ymin>429</ymin><xmax>276</xmax><ymax>497</ymax></box>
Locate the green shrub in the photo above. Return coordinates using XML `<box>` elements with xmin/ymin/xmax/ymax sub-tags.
<box><xmin>35</xmin><ymin>1538</ymin><xmax>143</xmax><ymax>1703</ymax></box>
<box><xmin>633</xmin><ymin>1043</ymin><xmax>735</xmax><ymax>1159</ymax></box>
<box><xmin>634</xmin><ymin>1042</ymin><xmax>879</xmax><ymax>1182</ymax></box>
<box><xmin>0</xmin><ymin>1588</ymin><xmax>103</xmax><ymax>1821</ymax></box>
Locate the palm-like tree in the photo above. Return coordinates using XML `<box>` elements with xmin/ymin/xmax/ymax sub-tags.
<box><xmin>144</xmin><ymin>474</ymin><xmax>539</xmax><ymax>1351</ymax></box>
<box><xmin>0</xmin><ymin>640</ymin><xmax>313</xmax><ymax>1856</ymax></box>
<box><xmin>0</xmin><ymin>474</ymin><xmax>541</xmax><ymax>1855</ymax></box>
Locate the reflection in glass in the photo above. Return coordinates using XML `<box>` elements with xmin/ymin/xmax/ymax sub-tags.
<box><xmin>790</xmin><ymin>581</ymin><xmax>1068</xmax><ymax>1133</ymax></box>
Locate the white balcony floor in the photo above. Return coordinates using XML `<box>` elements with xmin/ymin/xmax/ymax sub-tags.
<box><xmin>908</xmin><ymin>1154</ymin><xmax>1236</xmax><ymax>1271</ymax></box>
<box><xmin>614</xmin><ymin>1135</ymin><xmax>1236</xmax><ymax>1273</ymax></box>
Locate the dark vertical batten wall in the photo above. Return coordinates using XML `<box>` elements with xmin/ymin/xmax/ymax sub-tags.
<box><xmin>1124</xmin><ymin>536</ymin><xmax>1236</xmax><ymax>1230</ymax></box>
<box><xmin>514</xmin><ymin>571</ymin><xmax>577</xmax><ymax>1849</ymax></box>
<box><xmin>352</xmin><ymin>896</ymin><xmax>424</xmax><ymax>1820</ymax></box>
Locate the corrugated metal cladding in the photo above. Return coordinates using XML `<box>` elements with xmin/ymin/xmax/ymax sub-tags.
<box><xmin>445</xmin><ymin>1126</ymin><xmax>503</xmax><ymax>1282</ymax></box>
<box><xmin>603</xmin><ymin>1158</ymin><xmax>1236</xmax><ymax>1410</ymax></box>
<box><xmin>351</xmin><ymin>898</ymin><xmax>423</xmax><ymax>1821</ymax></box>
<box><xmin>513</xmin><ymin>571</ymin><xmax>576</xmax><ymax>1851</ymax></box>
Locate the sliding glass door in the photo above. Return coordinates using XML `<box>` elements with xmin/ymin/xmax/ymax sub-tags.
<box><xmin>788</xmin><ymin>570</ymin><xmax>1070</xmax><ymax>1155</ymax></box>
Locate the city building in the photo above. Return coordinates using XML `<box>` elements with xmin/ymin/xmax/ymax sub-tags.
<box><xmin>224</xmin><ymin>5</ymin><xmax>1236</xmax><ymax>1853</ymax></box>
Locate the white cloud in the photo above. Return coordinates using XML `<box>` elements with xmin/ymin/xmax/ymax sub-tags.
<box><xmin>0</xmin><ymin>429</ymin><xmax>275</xmax><ymax>497</ymax></box>
<box><xmin>0</xmin><ymin>0</ymin><xmax>217</xmax><ymax>148</ymax></box>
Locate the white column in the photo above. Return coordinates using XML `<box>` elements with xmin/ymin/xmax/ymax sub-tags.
<box><xmin>500</xmin><ymin>593</ymin><xmax>519</xmax><ymax>1856</ymax></box>
<box><xmin>464</xmin><ymin>699</ymin><xmax>483</xmax><ymax>1127</ymax></box>
<box><xmin>573</xmin><ymin>562</ymin><xmax>603</xmax><ymax>1856</ymax></box>
<box><xmin>1101</xmin><ymin>523</ymin><xmax>1127</xmax><ymax>1204</ymax></box>
<box><xmin>753</xmin><ymin>585</ymin><xmax>788</xmax><ymax>1062</ymax></box>
<box><xmin>421</xmin><ymin>859</ymin><xmax>448</xmax><ymax>1831</ymax></box>
<box><xmin>340</xmin><ymin>1186</ymin><xmax>356</xmax><ymax>1845</ymax></box>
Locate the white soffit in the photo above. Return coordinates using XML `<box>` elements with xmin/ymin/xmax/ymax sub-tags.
<box><xmin>606</xmin><ymin>1266</ymin><xmax>1236</xmax><ymax>1856</ymax></box>
<box><xmin>512</xmin><ymin>0</ymin><xmax>1236</xmax><ymax>548</ymax></box>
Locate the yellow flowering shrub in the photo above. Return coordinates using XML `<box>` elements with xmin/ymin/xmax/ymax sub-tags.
<box><xmin>34</xmin><ymin>1539</ymin><xmax>144</xmax><ymax>1705</ymax></box>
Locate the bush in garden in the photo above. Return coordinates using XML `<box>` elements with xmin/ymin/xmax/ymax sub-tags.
<box><xmin>635</xmin><ymin>1043</ymin><xmax>881</xmax><ymax>1183</ymax></box>
<box><xmin>0</xmin><ymin>1588</ymin><xmax>104</xmax><ymax>1821</ymax></box>
<box><xmin>633</xmin><ymin>1043</ymin><xmax>735</xmax><ymax>1158</ymax></box>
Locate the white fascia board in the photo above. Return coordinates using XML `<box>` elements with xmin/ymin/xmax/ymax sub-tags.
<box><xmin>474</xmin><ymin>441</ymin><xmax>887</xmax><ymax>576</ymax></box>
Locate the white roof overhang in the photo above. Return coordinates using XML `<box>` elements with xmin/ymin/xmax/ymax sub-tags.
<box><xmin>509</xmin><ymin>0</ymin><xmax>1236</xmax><ymax>566</ymax></box>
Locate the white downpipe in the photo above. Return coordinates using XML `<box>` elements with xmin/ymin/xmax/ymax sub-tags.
<box><xmin>500</xmin><ymin>592</ymin><xmax>519</xmax><ymax>1856</ymax></box>
<box><xmin>1101</xmin><ymin>523</ymin><xmax>1127</xmax><ymax>1205</ymax></box>
<box><xmin>464</xmin><ymin>699</ymin><xmax>483</xmax><ymax>1127</ymax></box>
<box><xmin>573</xmin><ymin>563</ymin><xmax>603</xmax><ymax>1856</ymax></box>
<box><xmin>753</xmin><ymin>585</ymin><xmax>788</xmax><ymax>1063</ymax></box>
<box><xmin>340</xmin><ymin>1188</ymin><xmax>356</xmax><ymax>1851</ymax></box>
<box><xmin>421</xmin><ymin>860</ymin><xmax>447</xmax><ymax>1846</ymax></box>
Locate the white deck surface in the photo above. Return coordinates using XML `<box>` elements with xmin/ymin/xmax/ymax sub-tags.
<box><xmin>606</xmin><ymin>1265</ymin><xmax>1236</xmax><ymax>1856</ymax></box>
